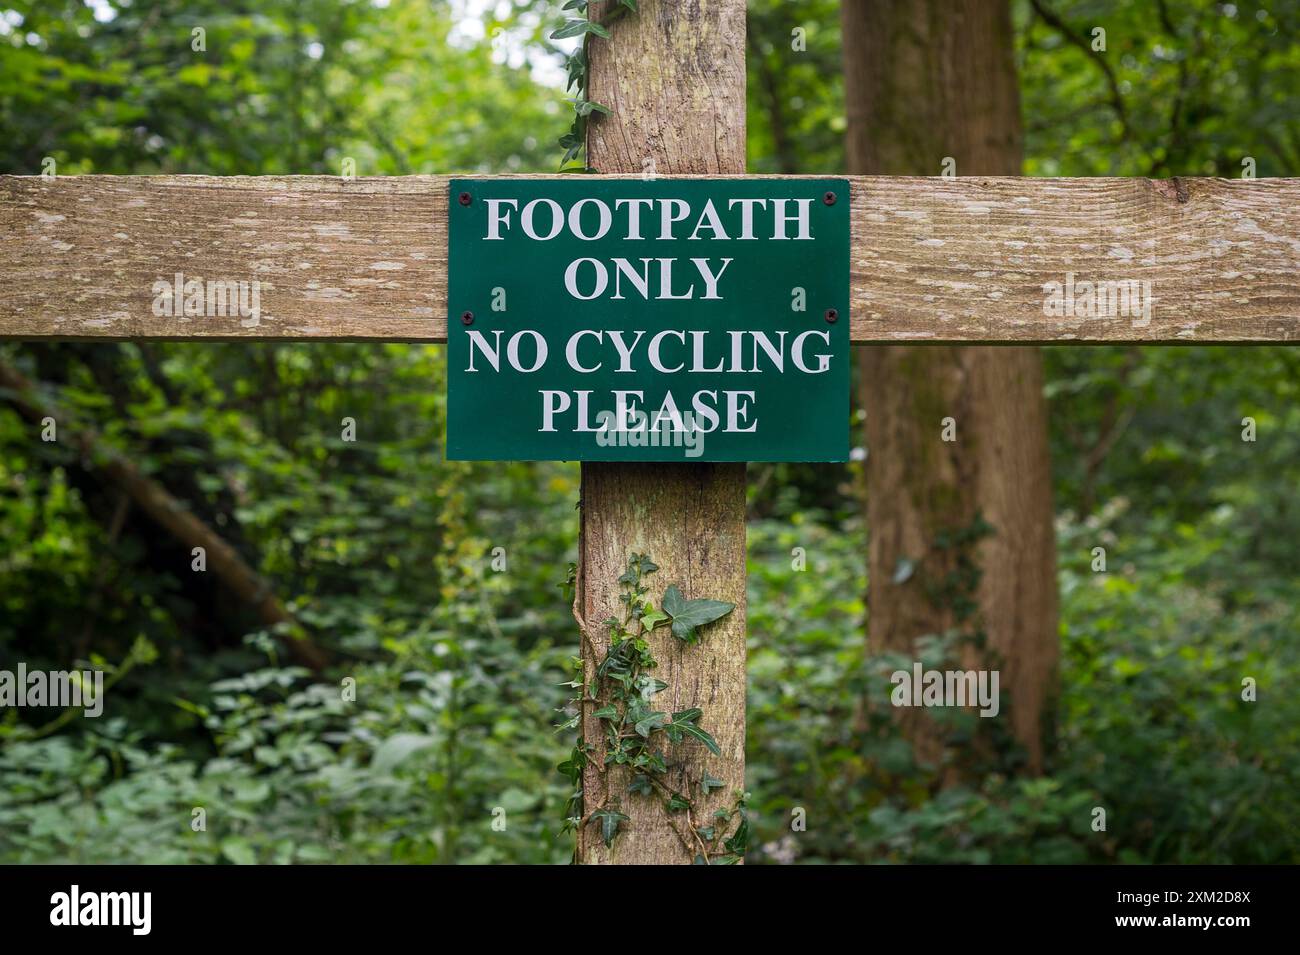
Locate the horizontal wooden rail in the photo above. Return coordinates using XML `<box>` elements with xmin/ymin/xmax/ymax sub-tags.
<box><xmin>1</xmin><ymin>174</ymin><xmax>1297</xmax><ymax>342</ymax></box>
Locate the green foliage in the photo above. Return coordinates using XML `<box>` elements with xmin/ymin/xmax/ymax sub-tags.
<box><xmin>660</xmin><ymin>585</ymin><xmax>734</xmax><ymax>646</ymax></box>
<box><xmin>548</xmin><ymin>0</ymin><xmax>633</xmax><ymax>169</ymax></box>
<box><xmin>746</xmin><ymin>0</ymin><xmax>845</xmax><ymax>174</ymax></box>
<box><xmin>0</xmin><ymin>585</ymin><xmax>576</xmax><ymax>864</ymax></box>
<box><xmin>0</xmin><ymin>339</ymin><xmax>581</xmax><ymax>864</ymax></box>
<box><xmin>743</xmin><ymin>481</ymin><xmax>1299</xmax><ymax>864</ymax></box>
<box><xmin>1</xmin><ymin>0</ymin><xmax>1297</xmax><ymax>868</ymax></box>
<box><xmin>0</xmin><ymin>0</ymin><xmax>558</xmax><ymax>176</ymax></box>
<box><xmin>558</xmin><ymin>554</ymin><xmax>744</xmax><ymax>861</ymax></box>
<box><xmin>1018</xmin><ymin>0</ymin><xmax>1300</xmax><ymax>177</ymax></box>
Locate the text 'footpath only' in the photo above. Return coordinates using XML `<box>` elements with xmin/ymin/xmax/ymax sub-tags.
<box><xmin>447</xmin><ymin>178</ymin><xmax>850</xmax><ymax>462</ymax></box>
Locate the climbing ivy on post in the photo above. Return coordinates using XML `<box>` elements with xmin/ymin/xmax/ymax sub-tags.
<box><xmin>558</xmin><ymin>553</ymin><xmax>748</xmax><ymax>863</ymax></box>
<box><xmin>551</xmin><ymin>0</ymin><xmax>639</xmax><ymax>170</ymax></box>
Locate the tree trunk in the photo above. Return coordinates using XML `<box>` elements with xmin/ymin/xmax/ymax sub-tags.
<box><xmin>842</xmin><ymin>0</ymin><xmax>1059</xmax><ymax>772</ymax></box>
<box><xmin>574</xmin><ymin>0</ymin><xmax>748</xmax><ymax>864</ymax></box>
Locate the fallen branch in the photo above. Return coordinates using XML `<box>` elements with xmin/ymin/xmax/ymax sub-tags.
<box><xmin>0</xmin><ymin>360</ymin><xmax>328</xmax><ymax>672</ymax></box>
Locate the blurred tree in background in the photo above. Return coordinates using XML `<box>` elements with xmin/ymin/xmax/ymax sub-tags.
<box><xmin>0</xmin><ymin>0</ymin><xmax>1296</xmax><ymax>863</ymax></box>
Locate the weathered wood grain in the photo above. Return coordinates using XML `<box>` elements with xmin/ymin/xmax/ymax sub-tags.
<box><xmin>853</xmin><ymin>175</ymin><xmax>1300</xmax><ymax>342</ymax></box>
<box><xmin>1</xmin><ymin>173</ymin><xmax>1296</xmax><ymax>342</ymax></box>
<box><xmin>576</xmin><ymin>0</ymin><xmax>749</xmax><ymax>866</ymax></box>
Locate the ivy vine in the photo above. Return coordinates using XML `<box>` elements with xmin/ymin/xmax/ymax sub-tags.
<box><xmin>558</xmin><ymin>553</ymin><xmax>749</xmax><ymax>863</ymax></box>
<box><xmin>551</xmin><ymin>0</ymin><xmax>639</xmax><ymax>170</ymax></box>
<box><xmin>548</xmin><ymin>2</ymin><xmax>743</xmax><ymax>863</ymax></box>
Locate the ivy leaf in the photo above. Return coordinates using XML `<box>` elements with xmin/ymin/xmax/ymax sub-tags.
<box><xmin>560</xmin><ymin>137</ymin><xmax>584</xmax><ymax>168</ymax></box>
<box><xmin>551</xmin><ymin>18</ymin><xmax>611</xmax><ymax>41</ymax></box>
<box><xmin>634</xmin><ymin>711</ymin><xmax>668</xmax><ymax>738</ymax></box>
<box><xmin>591</xmin><ymin>808</ymin><xmax>630</xmax><ymax>848</ymax></box>
<box><xmin>724</xmin><ymin>815</ymin><xmax>749</xmax><ymax>855</ymax></box>
<box><xmin>634</xmin><ymin>676</ymin><xmax>668</xmax><ymax>698</ymax></box>
<box><xmin>667</xmin><ymin>793</ymin><xmax>691</xmax><ymax>813</ymax></box>
<box><xmin>566</xmin><ymin>60</ymin><xmax>586</xmax><ymax>92</ymax></box>
<box><xmin>678</xmin><ymin>722</ymin><xmax>721</xmax><ymax>756</ymax></box>
<box><xmin>550</xmin><ymin>18</ymin><xmax>591</xmax><ymax>40</ymax></box>
<box><xmin>557</xmin><ymin>746</ymin><xmax>586</xmax><ymax>780</ymax></box>
<box><xmin>562</xmin><ymin>0</ymin><xmax>588</xmax><ymax>11</ymax></box>
<box><xmin>620</xmin><ymin>0</ymin><xmax>639</xmax><ymax>10</ymax></box>
<box><xmin>639</xmin><ymin>608</ymin><xmax>669</xmax><ymax>632</ymax></box>
<box><xmin>701</xmin><ymin>773</ymin><xmax>725</xmax><ymax>794</ymax></box>
<box><xmin>624</xmin><ymin>696</ymin><xmax>649</xmax><ymax>723</ymax></box>
<box><xmin>628</xmin><ymin>774</ymin><xmax>653</xmax><ymax>796</ymax></box>
<box><xmin>554</xmin><ymin>713</ymin><xmax>580</xmax><ymax>732</ymax></box>
<box><xmin>661</xmin><ymin>584</ymin><xmax>734</xmax><ymax>645</ymax></box>
<box><xmin>666</xmin><ymin>708</ymin><xmax>721</xmax><ymax>756</ymax></box>
<box><xmin>592</xmin><ymin>704</ymin><xmax>619</xmax><ymax>720</ymax></box>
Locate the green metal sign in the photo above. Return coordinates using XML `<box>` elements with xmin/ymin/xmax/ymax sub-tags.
<box><xmin>446</xmin><ymin>178</ymin><xmax>848</xmax><ymax>462</ymax></box>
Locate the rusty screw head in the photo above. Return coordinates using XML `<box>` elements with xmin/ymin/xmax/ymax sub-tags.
<box><xmin>824</xmin><ymin>308</ymin><xmax>839</xmax><ymax>323</ymax></box>
<box><xmin>458</xmin><ymin>191</ymin><xmax>472</xmax><ymax>206</ymax></box>
<box><xmin>460</xmin><ymin>311</ymin><xmax>474</xmax><ymax>326</ymax></box>
<box><xmin>823</xmin><ymin>191</ymin><xmax>837</xmax><ymax>205</ymax></box>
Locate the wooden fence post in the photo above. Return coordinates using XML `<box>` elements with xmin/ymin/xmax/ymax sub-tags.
<box><xmin>574</xmin><ymin>0</ymin><xmax>749</xmax><ymax>864</ymax></box>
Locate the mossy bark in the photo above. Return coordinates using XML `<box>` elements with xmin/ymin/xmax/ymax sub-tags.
<box><xmin>843</xmin><ymin>0</ymin><xmax>1059</xmax><ymax>772</ymax></box>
